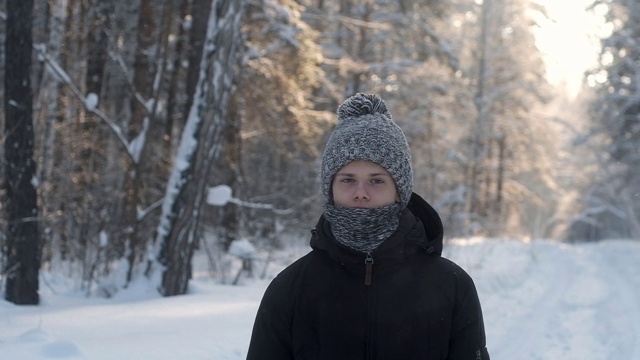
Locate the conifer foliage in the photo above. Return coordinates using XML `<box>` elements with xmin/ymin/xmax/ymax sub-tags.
<box><xmin>567</xmin><ymin>0</ymin><xmax>640</xmax><ymax>240</ymax></box>
<box><xmin>0</xmin><ymin>0</ymin><xmax>628</xmax><ymax>301</ymax></box>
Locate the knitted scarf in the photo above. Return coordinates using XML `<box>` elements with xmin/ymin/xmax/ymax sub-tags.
<box><xmin>323</xmin><ymin>203</ymin><xmax>402</xmax><ymax>253</ymax></box>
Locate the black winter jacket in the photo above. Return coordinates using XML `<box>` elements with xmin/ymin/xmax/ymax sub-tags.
<box><xmin>247</xmin><ymin>193</ymin><xmax>489</xmax><ymax>360</ymax></box>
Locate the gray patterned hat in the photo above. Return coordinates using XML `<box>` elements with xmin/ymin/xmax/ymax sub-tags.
<box><xmin>321</xmin><ymin>93</ymin><xmax>413</xmax><ymax>209</ymax></box>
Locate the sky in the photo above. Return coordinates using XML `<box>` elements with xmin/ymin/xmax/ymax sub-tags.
<box><xmin>532</xmin><ymin>0</ymin><xmax>609</xmax><ymax>98</ymax></box>
<box><xmin>1</xmin><ymin>238</ymin><xmax>639</xmax><ymax>359</ymax></box>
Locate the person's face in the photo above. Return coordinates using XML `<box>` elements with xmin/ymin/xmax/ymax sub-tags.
<box><xmin>332</xmin><ymin>160</ymin><xmax>399</xmax><ymax>208</ymax></box>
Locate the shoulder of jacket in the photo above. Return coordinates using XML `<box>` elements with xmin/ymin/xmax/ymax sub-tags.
<box><xmin>267</xmin><ymin>250</ymin><xmax>322</xmax><ymax>285</ymax></box>
<box><xmin>430</xmin><ymin>257</ymin><xmax>477</xmax><ymax>282</ymax></box>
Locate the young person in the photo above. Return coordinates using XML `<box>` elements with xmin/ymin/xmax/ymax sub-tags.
<box><xmin>247</xmin><ymin>93</ymin><xmax>490</xmax><ymax>359</ymax></box>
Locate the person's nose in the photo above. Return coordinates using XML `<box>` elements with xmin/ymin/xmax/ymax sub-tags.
<box><xmin>353</xmin><ymin>182</ymin><xmax>370</xmax><ymax>200</ymax></box>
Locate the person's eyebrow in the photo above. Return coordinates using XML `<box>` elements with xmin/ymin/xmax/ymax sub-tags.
<box><xmin>335</xmin><ymin>172</ymin><xmax>391</xmax><ymax>177</ymax></box>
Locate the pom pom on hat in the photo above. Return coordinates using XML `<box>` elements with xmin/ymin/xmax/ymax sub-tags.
<box><xmin>337</xmin><ymin>93</ymin><xmax>392</xmax><ymax>120</ymax></box>
<box><xmin>321</xmin><ymin>93</ymin><xmax>413</xmax><ymax>209</ymax></box>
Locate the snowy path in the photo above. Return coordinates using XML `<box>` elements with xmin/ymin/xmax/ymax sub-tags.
<box><xmin>449</xmin><ymin>240</ymin><xmax>640</xmax><ymax>360</ymax></box>
<box><xmin>1</xmin><ymin>239</ymin><xmax>639</xmax><ymax>359</ymax></box>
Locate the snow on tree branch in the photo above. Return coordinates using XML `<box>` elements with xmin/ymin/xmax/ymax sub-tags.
<box><xmin>33</xmin><ymin>43</ymin><xmax>148</xmax><ymax>164</ymax></box>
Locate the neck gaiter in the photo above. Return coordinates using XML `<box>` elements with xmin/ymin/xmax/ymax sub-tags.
<box><xmin>323</xmin><ymin>203</ymin><xmax>402</xmax><ymax>253</ymax></box>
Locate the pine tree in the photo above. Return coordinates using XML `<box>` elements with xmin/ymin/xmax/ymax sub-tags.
<box><xmin>570</xmin><ymin>0</ymin><xmax>640</xmax><ymax>240</ymax></box>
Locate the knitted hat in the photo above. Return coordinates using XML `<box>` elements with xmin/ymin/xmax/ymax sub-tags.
<box><xmin>321</xmin><ymin>93</ymin><xmax>413</xmax><ymax>209</ymax></box>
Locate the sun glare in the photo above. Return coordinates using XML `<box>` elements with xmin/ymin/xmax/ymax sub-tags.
<box><xmin>532</xmin><ymin>0</ymin><xmax>608</xmax><ymax>98</ymax></box>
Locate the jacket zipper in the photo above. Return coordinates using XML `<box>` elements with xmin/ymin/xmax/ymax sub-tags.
<box><xmin>365</xmin><ymin>252</ymin><xmax>374</xmax><ymax>359</ymax></box>
<box><xmin>364</xmin><ymin>252</ymin><xmax>374</xmax><ymax>286</ymax></box>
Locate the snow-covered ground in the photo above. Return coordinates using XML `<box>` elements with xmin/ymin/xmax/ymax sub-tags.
<box><xmin>1</xmin><ymin>239</ymin><xmax>639</xmax><ymax>360</ymax></box>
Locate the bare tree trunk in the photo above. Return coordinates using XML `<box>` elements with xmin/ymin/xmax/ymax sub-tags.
<box><xmin>184</xmin><ymin>0</ymin><xmax>210</xmax><ymax>118</ymax></box>
<box><xmin>121</xmin><ymin>0</ymin><xmax>156</xmax><ymax>284</ymax></box>
<box><xmin>468</xmin><ymin>0</ymin><xmax>491</xmax><ymax>223</ymax></box>
<box><xmin>495</xmin><ymin>134</ymin><xmax>506</xmax><ymax>215</ymax></box>
<box><xmin>3</xmin><ymin>0</ymin><xmax>41</xmax><ymax>305</ymax></box>
<box><xmin>149</xmin><ymin>0</ymin><xmax>245</xmax><ymax>296</ymax></box>
<box><xmin>37</xmin><ymin>0</ymin><xmax>67</xmax><ymax>265</ymax></box>
<box><xmin>164</xmin><ymin>0</ymin><xmax>190</xmax><ymax>146</ymax></box>
<box><xmin>217</xmin><ymin>102</ymin><xmax>242</xmax><ymax>250</ymax></box>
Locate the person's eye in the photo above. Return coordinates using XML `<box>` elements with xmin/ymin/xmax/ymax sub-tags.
<box><xmin>340</xmin><ymin>178</ymin><xmax>355</xmax><ymax>183</ymax></box>
<box><xmin>370</xmin><ymin>178</ymin><xmax>385</xmax><ymax>184</ymax></box>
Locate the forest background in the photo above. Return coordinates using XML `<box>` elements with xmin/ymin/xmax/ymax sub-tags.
<box><xmin>2</xmin><ymin>0</ymin><xmax>639</xmax><ymax>305</ymax></box>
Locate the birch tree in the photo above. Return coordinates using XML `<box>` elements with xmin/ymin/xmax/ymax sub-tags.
<box><xmin>149</xmin><ymin>0</ymin><xmax>246</xmax><ymax>296</ymax></box>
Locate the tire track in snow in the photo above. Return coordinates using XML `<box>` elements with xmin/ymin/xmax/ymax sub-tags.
<box><xmin>588</xmin><ymin>242</ymin><xmax>640</xmax><ymax>360</ymax></box>
<box><xmin>554</xmin><ymin>245</ymin><xmax>622</xmax><ymax>359</ymax></box>
<box><xmin>489</xmin><ymin>243</ymin><xmax>581</xmax><ymax>360</ymax></box>
<box><xmin>485</xmin><ymin>241</ymin><xmax>640</xmax><ymax>360</ymax></box>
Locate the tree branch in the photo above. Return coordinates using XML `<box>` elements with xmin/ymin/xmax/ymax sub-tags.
<box><xmin>33</xmin><ymin>43</ymin><xmax>136</xmax><ymax>163</ymax></box>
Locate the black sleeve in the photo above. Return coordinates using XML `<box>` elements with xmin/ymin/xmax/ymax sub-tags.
<box><xmin>246</xmin><ymin>275</ymin><xmax>294</xmax><ymax>360</ymax></box>
<box><xmin>447</xmin><ymin>269</ymin><xmax>490</xmax><ymax>360</ymax></box>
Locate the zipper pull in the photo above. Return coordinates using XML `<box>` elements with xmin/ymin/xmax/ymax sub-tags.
<box><xmin>364</xmin><ymin>252</ymin><xmax>374</xmax><ymax>286</ymax></box>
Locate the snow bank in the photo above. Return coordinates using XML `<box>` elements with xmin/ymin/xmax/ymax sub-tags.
<box><xmin>1</xmin><ymin>239</ymin><xmax>639</xmax><ymax>359</ymax></box>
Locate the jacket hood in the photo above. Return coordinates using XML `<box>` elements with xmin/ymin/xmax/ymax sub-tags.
<box><xmin>310</xmin><ymin>192</ymin><xmax>444</xmax><ymax>264</ymax></box>
<box><xmin>406</xmin><ymin>192</ymin><xmax>444</xmax><ymax>256</ymax></box>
